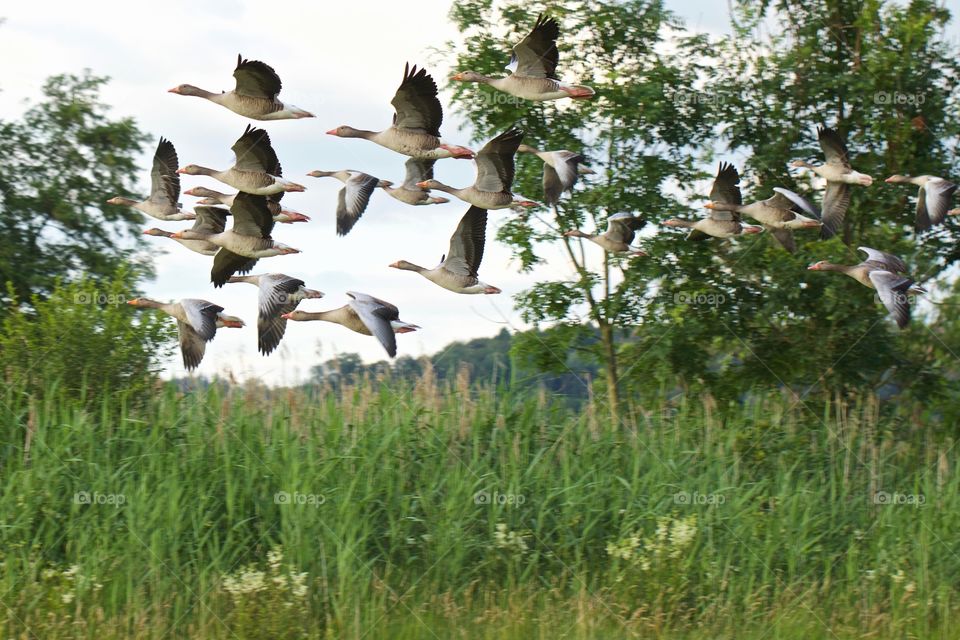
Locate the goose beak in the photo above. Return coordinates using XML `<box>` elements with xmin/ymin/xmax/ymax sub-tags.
<box><xmin>388</xmin><ymin>261</ymin><xmax>402</xmax><ymax>269</ymax></box>
<box><xmin>884</xmin><ymin>176</ymin><xmax>896</xmax><ymax>183</ymax></box>
<box><xmin>483</xmin><ymin>286</ymin><xmax>502</xmax><ymax>295</ymax></box>
<box><xmin>306</xmin><ymin>171</ymin><xmax>323</xmax><ymax>177</ymax></box>
<box><xmin>704</xmin><ymin>202</ymin><xmax>716</xmax><ymax>210</ymax></box>
<box><xmin>395</xmin><ymin>326</ymin><xmax>418</xmax><ymax>334</ymax></box>
<box><xmin>948</xmin><ymin>209</ymin><xmax>960</xmax><ymax>216</ymax></box>
<box><xmin>176</xmin><ymin>168</ymin><xmax>188</xmax><ymax>174</ymax></box>
<box><xmin>451</xmin><ymin>73</ymin><xmax>464</xmax><ymax>81</ymax></box>
<box><xmin>281</xmin><ymin>247</ymin><xmax>301</xmax><ymax>255</ymax></box>
<box><xmin>280</xmin><ymin>312</ymin><xmax>294</xmax><ymax>320</ymax></box>
<box><xmin>170</xmin><ymin>231</ymin><xmax>184</xmax><ymax>239</ymax></box>
<box><xmin>167</xmin><ymin>87</ymin><xmax>181</xmax><ymax>94</ymax></box>
<box><xmin>325</xmin><ymin>129</ymin><xmax>338</xmax><ymax>136</ymax></box>
<box><xmin>807</xmin><ymin>263</ymin><xmax>820</xmax><ymax>270</ymax></box>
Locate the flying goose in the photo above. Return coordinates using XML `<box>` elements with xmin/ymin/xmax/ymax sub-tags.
<box><xmin>171</xmin><ymin>192</ymin><xmax>300</xmax><ymax>287</ymax></box>
<box><xmin>107</xmin><ymin>137</ymin><xmax>194</xmax><ymax>221</ymax></box>
<box><xmin>306</xmin><ymin>170</ymin><xmax>392</xmax><ymax>235</ymax></box>
<box><xmin>381</xmin><ymin>158</ymin><xmax>451</xmax><ymax>206</ymax></box>
<box><xmin>390</xmin><ymin>206</ymin><xmax>500</xmax><ymax>294</ymax></box>
<box><xmin>416</xmin><ymin>128</ymin><xmax>537</xmax><ymax>210</ymax></box>
<box><xmin>790</xmin><ymin>126</ymin><xmax>872</xmax><ymax>239</ymax></box>
<box><xmin>808</xmin><ymin>247</ymin><xmax>917</xmax><ymax>328</ymax></box>
<box><xmin>664</xmin><ymin>163</ymin><xmax>762</xmax><ymax>239</ymax></box>
<box><xmin>564</xmin><ymin>212</ymin><xmax>647</xmax><ymax>254</ymax></box>
<box><xmin>282</xmin><ymin>292</ymin><xmax>419</xmax><ymax>359</ymax></box>
<box><xmin>327</xmin><ymin>64</ymin><xmax>474</xmax><ymax>160</ymax></box>
<box><xmin>169</xmin><ymin>54</ymin><xmax>313</xmax><ymax>120</ymax></box>
<box><xmin>884</xmin><ymin>175</ymin><xmax>957</xmax><ymax>232</ymax></box>
<box><xmin>127</xmin><ymin>298</ymin><xmax>241</xmax><ymax>370</ymax></box>
<box><xmin>143</xmin><ymin>205</ymin><xmax>230</xmax><ymax>256</ymax></box>
<box><xmin>227</xmin><ymin>273</ymin><xmax>324</xmax><ymax>355</ymax></box>
<box><xmin>452</xmin><ymin>14</ymin><xmax>594</xmax><ymax>101</ymax></box>
<box><xmin>517</xmin><ymin>144</ymin><xmax>594</xmax><ymax>205</ymax></box>
<box><xmin>184</xmin><ymin>186</ymin><xmax>311</xmax><ymax>223</ymax></box>
<box><xmin>705</xmin><ymin>187</ymin><xmax>820</xmax><ymax>252</ymax></box>
<box><xmin>178</xmin><ymin>125</ymin><xmax>305</xmax><ymax>196</ymax></box>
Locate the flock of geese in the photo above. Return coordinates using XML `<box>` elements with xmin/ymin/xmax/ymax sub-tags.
<box><xmin>113</xmin><ymin>14</ymin><xmax>956</xmax><ymax>370</ymax></box>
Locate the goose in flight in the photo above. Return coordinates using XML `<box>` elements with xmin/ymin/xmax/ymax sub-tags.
<box><xmin>390</xmin><ymin>206</ymin><xmax>500</xmax><ymax>294</ymax></box>
<box><xmin>127</xmin><ymin>297</ymin><xmax>241</xmax><ymax>370</ymax></box>
<box><xmin>307</xmin><ymin>170</ymin><xmax>392</xmax><ymax>236</ymax></box>
<box><xmin>517</xmin><ymin>144</ymin><xmax>594</xmax><ymax>205</ymax></box>
<box><xmin>283</xmin><ymin>292</ymin><xmax>419</xmax><ymax>359</ymax></box>
<box><xmin>169</xmin><ymin>54</ymin><xmax>313</xmax><ymax>120</ymax></box>
<box><xmin>178</xmin><ymin>125</ymin><xmax>305</xmax><ymax>196</ymax></box>
<box><xmin>808</xmin><ymin>247</ymin><xmax>918</xmax><ymax>328</ymax></box>
<box><xmin>452</xmin><ymin>14</ymin><xmax>594</xmax><ymax>101</ymax></box>
<box><xmin>381</xmin><ymin>158</ymin><xmax>450</xmax><ymax>206</ymax></box>
<box><xmin>107</xmin><ymin>137</ymin><xmax>194</xmax><ymax>221</ymax></box>
<box><xmin>664</xmin><ymin>163</ymin><xmax>762</xmax><ymax>239</ymax></box>
<box><xmin>143</xmin><ymin>205</ymin><xmax>230</xmax><ymax>256</ymax></box>
<box><xmin>790</xmin><ymin>126</ymin><xmax>872</xmax><ymax>239</ymax></box>
<box><xmin>884</xmin><ymin>174</ymin><xmax>957</xmax><ymax>232</ymax></box>
<box><xmin>564</xmin><ymin>213</ymin><xmax>647</xmax><ymax>254</ymax></box>
<box><xmin>416</xmin><ymin>128</ymin><xmax>537</xmax><ymax>210</ymax></box>
<box><xmin>227</xmin><ymin>273</ymin><xmax>324</xmax><ymax>355</ymax></box>
<box><xmin>327</xmin><ymin>64</ymin><xmax>474</xmax><ymax>160</ymax></box>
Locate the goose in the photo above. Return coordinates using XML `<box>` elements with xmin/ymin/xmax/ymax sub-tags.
<box><xmin>327</xmin><ymin>64</ymin><xmax>474</xmax><ymax>160</ymax></box>
<box><xmin>106</xmin><ymin>137</ymin><xmax>194</xmax><ymax>221</ymax></box>
<box><xmin>126</xmin><ymin>298</ymin><xmax>240</xmax><ymax>370</ymax></box>
<box><xmin>169</xmin><ymin>54</ymin><xmax>313</xmax><ymax>120</ymax></box>
<box><xmin>790</xmin><ymin>126</ymin><xmax>872</xmax><ymax>239</ymax></box>
<box><xmin>416</xmin><ymin>128</ymin><xmax>537</xmax><ymax>210</ymax></box>
<box><xmin>227</xmin><ymin>273</ymin><xmax>324</xmax><ymax>355</ymax></box>
<box><xmin>381</xmin><ymin>158</ymin><xmax>451</xmax><ymax>206</ymax></box>
<box><xmin>705</xmin><ymin>187</ymin><xmax>820</xmax><ymax>253</ymax></box>
<box><xmin>282</xmin><ymin>292</ymin><xmax>419</xmax><ymax>359</ymax></box>
<box><xmin>452</xmin><ymin>14</ymin><xmax>594</xmax><ymax>101</ymax></box>
<box><xmin>808</xmin><ymin>247</ymin><xmax>917</xmax><ymax>328</ymax></box>
<box><xmin>884</xmin><ymin>174</ymin><xmax>957</xmax><ymax>232</ymax></box>
<box><xmin>664</xmin><ymin>164</ymin><xmax>763</xmax><ymax>239</ymax></box>
<box><xmin>564</xmin><ymin>212</ymin><xmax>647</xmax><ymax>254</ymax></box>
<box><xmin>306</xmin><ymin>170</ymin><xmax>392</xmax><ymax>235</ymax></box>
<box><xmin>390</xmin><ymin>206</ymin><xmax>500</xmax><ymax>294</ymax></box>
<box><xmin>183</xmin><ymin>187</ymin><xmax>311</xmax><ymax>224</ymax></box>
<box><xmin>178</xmin><ymin>125</ymin><xmax>305</xmax><ymax>195</ymax></box>
<box><xmin>143</xmin><ymin>205</ymin><xmax>230</xmax><ymax>256</ymax></box>
<box><xmin>517</xmin><ymin>144</ymin><xmax>594</xmax><ymax>205</ymax></box>
<box><xmin>171</xmin><ymin>192</ymin><xmax>300</xmax><ymax>287</ymax></box>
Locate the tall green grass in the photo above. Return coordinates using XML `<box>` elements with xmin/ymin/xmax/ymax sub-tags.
<box><xmin>0</xmin><ymin>374</ymin><xmax>956</xmax><ymax>638</ymax></box>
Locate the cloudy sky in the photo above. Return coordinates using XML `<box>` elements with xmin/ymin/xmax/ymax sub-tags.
<box><xmin>1</xmin><ymin>1</ymin><xmax>955</xmax><ymax>384</ymax></box>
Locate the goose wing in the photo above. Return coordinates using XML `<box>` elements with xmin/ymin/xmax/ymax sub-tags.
<box><xmin>769</xmin><ymin>228</ymin><xmax>797</xmax><ymax>253</ymax></box>
<box><xmin>149</xmin><ymin>137</ymin><xmax>180</xmax><ymax>207</ymax></box>
<box><xmin>918</xmin><ymin>178</ymin><xmax>957</xmax><ymax>230</ymax></box>
<box><xmin>347</xmin><ymin>292</ymin><xmax>401</xmax><ymax>358</ymax></box>
<box><xmin>211</xmin><ymin>248</ymin><xmax>258</xmax><ymax>288</ymax></box>
<box><xmin>336</xmin><ymin>172</ymin><xmax>379</xmax><ymax>236</ymax></box>
<box><xmin>508</xmin><ymin>13</ymin><xmax>560</xmax><ymax>79</ymax></box>
<box><xmin>817</xmin><ymin>126</ymin><xmax>851</xmax><ymax>169</ymax></box>
<box><xmin>391</xmin><ymin>63</ymin><xmax>443</xmax><ymax>136</ymax></box>
<box><xmin>819</xmin><ymin>181</ymin><xmax>850</xmax><ymax>239</ymax></box>
<box><xmin>193</xmin><ymin>205</ymin><xmax>229</xmax><ymax>234</ymax></box>
<box><xmin>605</xmin><ymin>212</ymin><xmax>645</xmax><ymax>245</ymax></box>
<box><xmin>258</xmin><ymin>274</ymin><xmax>305</xmax><ymax>355</ymax></box>
<box><xmin>230</xmin><ymin>192</ymin><xmax>274</xmax><ymax>238</ymax></box>
<box><xmin>233</xmin><ymin>54</ymin><xmax>282</xmax><ymax>100</ymax></box>
<box><xmin>474</xmin><ymin>128</ymin><xmax>523</xmax><ymax>193</ymax></box>
<box><xmin>401</xmin><ymin>158</ymin><xmax>435</xmax><ymax>190</ymax></box>
<box><xmin>868</xmin><ymin>270</ymin><xmax>913</xmax><ymax>328</ymax></box>
<box><xmin>177</xmin><ymin>299</ymin><xmax>223</xmax><ymax>370</ymax></box>
<box><xmin>231</xmin><ymin>125</ymin><xmax>281</xmax><ymax>174</ymax></box>
<box><xmin>858</xmin><ymin>246</ymin><xmax>908</xmax><ymax>273</ymax></box>
<box><xmin>442</xmin><ymin>206</ymin><xmax>488</xmax><ymax>277</ymax></box>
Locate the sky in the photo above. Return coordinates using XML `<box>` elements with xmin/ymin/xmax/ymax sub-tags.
<box><xmin>1</xmin><ymin>1</ymin><xmax>956</xmax><ymax>384</ymax></box>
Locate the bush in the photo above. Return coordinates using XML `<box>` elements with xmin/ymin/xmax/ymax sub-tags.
<box><xmin>0</xmin><ymin>270</ymin><xmax>174</xmax><ymax>403</ymax></box>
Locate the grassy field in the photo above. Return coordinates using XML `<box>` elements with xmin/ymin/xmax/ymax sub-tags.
<box><xmin>0</xmin><ymin>373</ymin><xmax>957</xmax><ymax>639</ymax></box>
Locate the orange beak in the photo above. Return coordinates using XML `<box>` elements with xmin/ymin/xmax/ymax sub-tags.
<box><xmin>325</xmin><ymin>129</ymin><xmax>338</xmax><ymax>136</ymax></box>
<box><xmin>167</xmin><ymin>87</ymin><xmax>181</xmax><ymax>94</ymax></box>
<box><xmin>451</xmin><ymin>73</ymin><xmax>464</xmax><ymax>81</ymax></box>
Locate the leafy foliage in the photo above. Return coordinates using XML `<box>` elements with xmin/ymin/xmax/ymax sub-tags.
<box><xmin>0</xmin><ymin>72</ymin><xmax>152</xmax><ymax>307</ymax></box>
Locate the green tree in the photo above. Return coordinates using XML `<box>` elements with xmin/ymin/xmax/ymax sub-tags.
<box><xmin>0</xmin><ymin>72</ymin><xmax>151</xmax><ymax>308</ymax></box>
<box><xmin>446</xmin><ymin>0</ymin><xmax>714</xmax><ymax>418</ymax></box>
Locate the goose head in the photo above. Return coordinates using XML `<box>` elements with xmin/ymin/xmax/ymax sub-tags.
<box><xmin>807</xmin><ymin>261</ymin><xmax>831</xmax><ymax>271</ymax></box>
<box><xmin>143</xmin><ymin>228</ymin><xmax>172</xmax><ymax>237</ymax></box>
<box><xmin>168</xmin><ymin>84</ymin><xmax>205</xmax><ymax>96</ymax></box>
<box><xmin>326</xmin><ymin>126</ymin><xmax>365</xmax><ymax>138</ymax></box>
<box><xmin>176</xmin><ymin>164</ymin><xmax>206</xmax><ymax>176</ymax></box>
<box><xmin>451</xmin><ymin>71</ymin><xmax>489</xmax><ymax>83</ymax></box>
<box><xmin>281</xmin><ymin>311</ymin><xmax>310</xmax><ymax>321</ymax></box>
